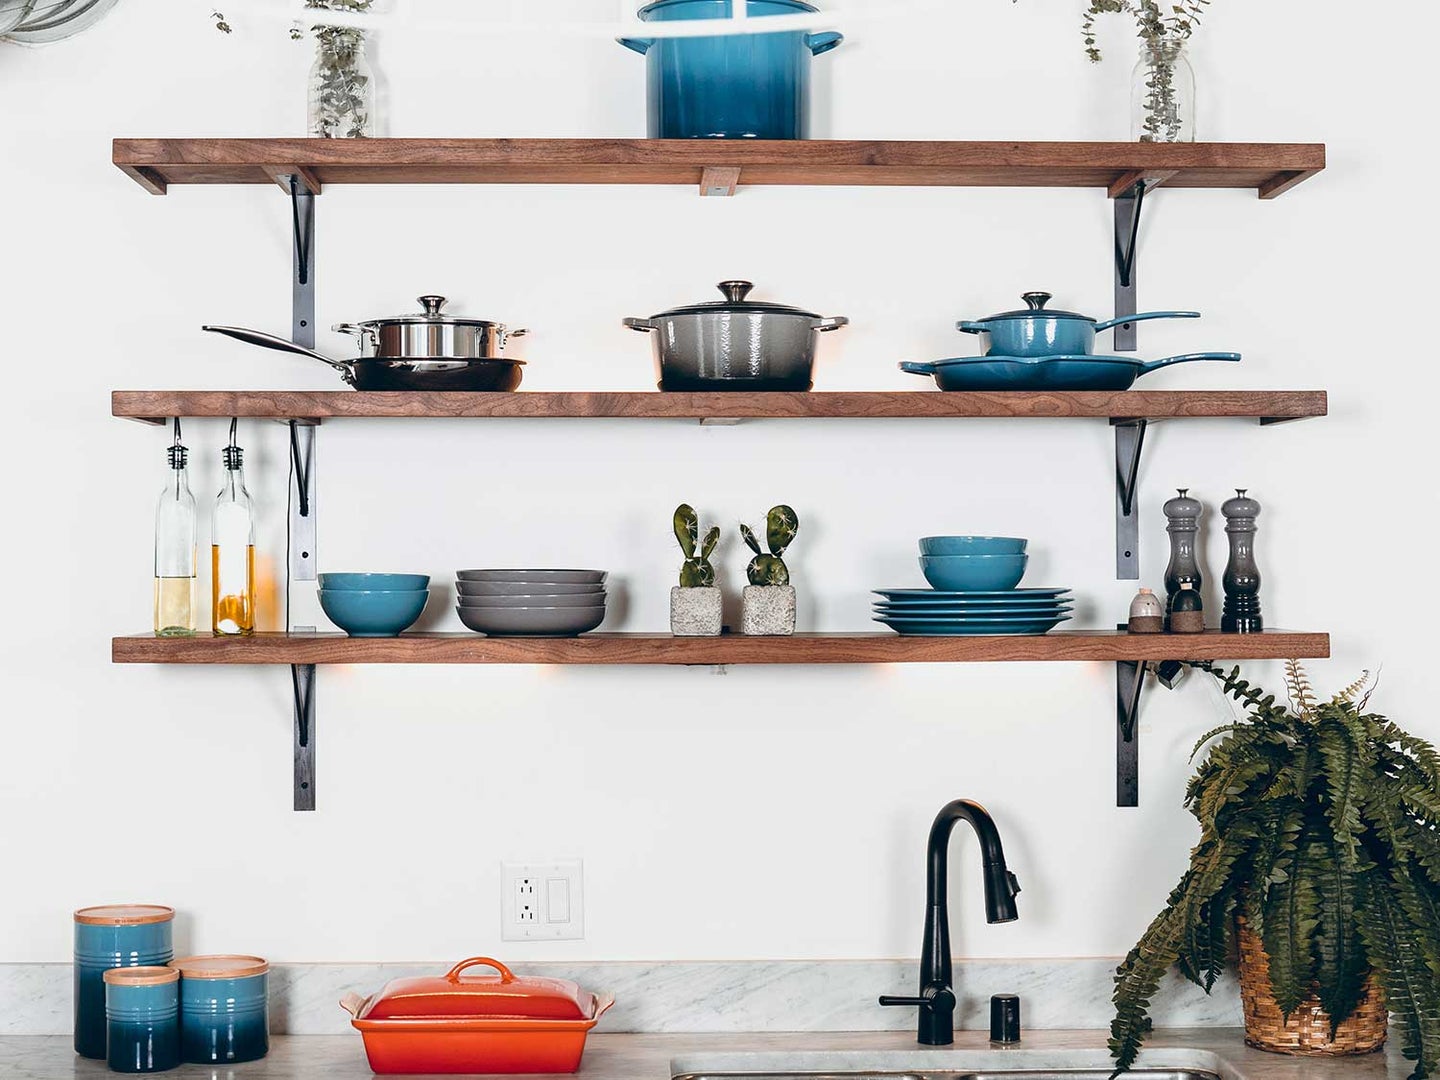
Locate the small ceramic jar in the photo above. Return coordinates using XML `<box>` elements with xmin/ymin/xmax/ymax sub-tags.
<box><xmin>171</xmin><ymin>955</ymin><xmax>270</xmax><ymax>1064</ymax></box>
<box><xmin>103</xmin><ymin>966</ymin><xmax>180</xmax><ymax>1073</ymax></box>
<box><xmin>73</xmin><ymin>905</ymin><xmax>174</xmax><ymax>1060</ymax></box>
<box><xmin>1128</xmin><ymin>588</ymin><xmax>1165</xmax><ymax>634</ymax></box>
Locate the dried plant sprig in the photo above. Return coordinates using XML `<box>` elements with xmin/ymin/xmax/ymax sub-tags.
<box><xmin>1082</xmin><ymin>0</ymin><xmax>1210</xmax><ymax>63</ymax></box>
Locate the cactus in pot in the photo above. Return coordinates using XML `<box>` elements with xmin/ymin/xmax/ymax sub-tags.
<box><xmin>671</xmin><ymin>504</ymin><xmax>723</xmax><ymax>636</ymax></box>
<box><xmin>740</xmin><ymin>505</ymin><xmax>798</xmax><ymax>636</ymax></box>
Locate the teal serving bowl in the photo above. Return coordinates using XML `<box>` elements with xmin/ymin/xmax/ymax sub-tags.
<box><xmin>318</xmin><ymin>588</ymin><xmax>429</xmax><ymax>637</ymax></box>
<box><xmin>919</xmin><ymin>553</ymin><xmax>1028</xmax><ymax>592</ymax></box>
<box><xmin>919</xmin><ymin>536</ymin><xmax>1028</xmax><ymax>556</ymax></box>
<box><xmin>318</xmin><ymin>573</ymin><xmax>430</xmax><ymax>592</ymax></box>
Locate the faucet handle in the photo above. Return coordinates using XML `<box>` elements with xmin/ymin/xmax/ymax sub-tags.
<box><xmin>879</xmin><ymin>995</ymin><xmax>930</xmax><ymax>1008</ymax></box>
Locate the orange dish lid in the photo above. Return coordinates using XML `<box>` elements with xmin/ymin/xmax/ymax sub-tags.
<box><xmin>359</xmin><ymin>958</ymin><xmax>592</xmax><ymax>1021</ymax></box>
<box><xmin>75</xmin><ymin>905</ymin><xmax>175</xmax><ymax>926</ymax></box>
<box><xmin>170</xmin><ymin>955</ymin><xmax>269</xmax><ymax>979</ymax></box>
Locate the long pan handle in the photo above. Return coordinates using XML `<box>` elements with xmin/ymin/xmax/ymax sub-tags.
<box><xmin>203</xmin><ymin>325</ymin><xmax>354</xmax><ymax>375</ymax></box>
<box><xmin>1138</xmin><ymin>351</ymin><xmax>1242</xmax><ymax>374</ymax></box>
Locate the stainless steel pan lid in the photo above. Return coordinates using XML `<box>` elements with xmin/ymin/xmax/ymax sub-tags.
<box><xmin>341</xmin><ymin>295</ymin><xmax>513</xmax><ymax>330</ymax></box>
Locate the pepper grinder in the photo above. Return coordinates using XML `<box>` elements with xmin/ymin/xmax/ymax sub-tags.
<box><xmin>1163</xmin><ymin>489</ymin><xmax>1205</xmax><ymax>626</ymax></box>
<box><xmin>1222</xmin><ymin>489</ymin><xmax>1263</xmax><ymax>632</ymax></box>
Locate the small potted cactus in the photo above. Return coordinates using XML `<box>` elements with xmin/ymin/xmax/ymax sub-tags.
<box><xmin>670</xmin><ymin>504</ymin><xmax>723</xmax><ymax>637</ymax></box>
<box><xmin>740</xmin><ymin>505</ymin><xmax>799</xmax><ymax>636</ymax></box>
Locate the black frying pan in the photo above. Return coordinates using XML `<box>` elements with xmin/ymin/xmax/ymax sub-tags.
<box><xmin>203</xmin><ymin>326</ymin><xmax>525</xmax><ymax>392</ymax></box>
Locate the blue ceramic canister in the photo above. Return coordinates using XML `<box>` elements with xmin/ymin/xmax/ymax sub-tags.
<box><xmin>171</xmin><ymin>955</ymin><xmax>270</xmax><ymax>1064</ymax></box>
<box><xmin>103</xmin><ymin>966</ymin><xmax>180</xmax><ymax>1073</ymax></box>
<box><xmin>73</xmin><ymin>905</ymin><xmax>174</xmax><ymax>1059</ymax></box>
<box><xmin>619</xmin><ymin>0</ymin><xmax>843</xmax><ymax>140</ymax></box>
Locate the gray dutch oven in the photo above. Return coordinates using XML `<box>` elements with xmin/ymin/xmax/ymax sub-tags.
<box><xmin>625</xmin><ymin>281</ymin><xmax>848</xmax><ymax>392</ymax></box>
<box><xmin>958</xmin><ymin>291</ymin><xmax>1200</xmax><ymax>357</ymax></box>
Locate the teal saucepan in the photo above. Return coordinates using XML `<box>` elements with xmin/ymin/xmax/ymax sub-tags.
<box><xmin>919</xmin><ymin>536</ymin><xmax>1027</xmax><ymax>555</ymax></box>
<box><xmin>956</xmin><ymin>291</ymin><xmax>1200</xmax><ymax>357</ymax></box>
<box><xmin>900</xmin><ymin>352</ymin><xmax>1240</xmax><ymax>392</ymax></box>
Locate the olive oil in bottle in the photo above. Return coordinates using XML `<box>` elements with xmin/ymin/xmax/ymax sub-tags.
<box><xmin>212</xmin><ymin>420</ymin><xmax>256</xmax><ymax>636</ymax></box>
<box><xmin>154</xmin><ymin>420</ymin><xmax>197</xmax><ymax>637</ymax></box>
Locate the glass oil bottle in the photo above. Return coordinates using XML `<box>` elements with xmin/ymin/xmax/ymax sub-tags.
<box><xmin>212</xmin><ymin>419</ymin><xmax>256</xmax><ymax>636</ymax></box>
<box><xmin>154</xmin><ymin>420</ymin><xmax>196</xmax><ymax>636</ymax></box>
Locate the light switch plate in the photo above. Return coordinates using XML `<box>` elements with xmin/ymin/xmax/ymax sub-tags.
<box><xmin>501</xmin><ymin>861</ymin><xmax>584</xmax><ymax>941</ymax></box>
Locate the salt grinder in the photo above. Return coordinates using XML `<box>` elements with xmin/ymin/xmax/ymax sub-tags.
<box><xmin>1222</xmin><ymin>489</ymin><xmax>1263</xmax><ymax>633</ymax></box>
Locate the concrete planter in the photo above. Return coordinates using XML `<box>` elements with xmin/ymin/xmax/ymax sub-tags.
<box><xmin>741</xmin><ymin>585</ymin><xmax>796</xmax><ymax>636</ymax></box>
<box><xmin>670</xmin><ymin>586</ymin><xmax>722</xmax><ymax>637</ymax></box>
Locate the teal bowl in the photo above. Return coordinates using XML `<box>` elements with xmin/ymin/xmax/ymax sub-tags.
<box><xmin>919</xmin><ymin>554</ymin><xmax>1028</xmax><ymax>592</ymax></box>
<box><xmin>318</xmin><ymin>573</ymin><xmax>430</xmax><ymax>592</ymax></box>
<box><xmin>318</xmin><ymin>589</ymin><xmax>429</xmax><ymax>637</ymax></box>
<box><xmin>919</xmin><ymin>536</ymin><xmax>1028</xmax><ymax>556</ymax></box>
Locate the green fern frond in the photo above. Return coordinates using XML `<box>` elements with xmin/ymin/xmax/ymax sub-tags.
<box><xmin>1356</xmin><ymin>872</ymin><xmax>1440</xmax><ymax>1079</ymax></box>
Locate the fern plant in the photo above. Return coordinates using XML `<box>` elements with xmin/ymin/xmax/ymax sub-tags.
<box><xmin>1110</xmin><ymin>661</ymin><xmax>1440</xmax><ymax>1079</ymax></box>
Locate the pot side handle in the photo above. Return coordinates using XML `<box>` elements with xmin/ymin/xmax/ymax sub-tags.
<box><xmin>899</xmin><ymin>361</ymin><xmax>938</xmax><ymax>377</ymax></box>
<box><xmin>339</xmin><ymin>992</ymin><xmax>368</xmax><ymax>1019</ymax></box>
<box><xmin>807</xmin><ymin>30</ymin><xmax>844</xmax><ymax>55</ymax></box>
<box><xmin>1091</xmin><ymin>310</ymin><xmax>1201</xmax><ymax>333</ymax></box>
<box><xmin>815</xmin><ymin>316</ymin><xmax>849</xmax><ymax>332</ymax></box>
<box><xmin>617</xmin><ymin>36</ymin><xmax>652</xmax><ymax>55</ymax></box>
<box><xmin>1137</xmin><ymin>351</ymin><xmax>1242</xmax><ymax>375</ymax></box>
<box><xmin>623</xmin><ymin>317</ymin><xmax>658</xmax><ymax>333</ymax></box>
<box><xmin>957</xmin><ymin>321</ymin><xmax>990</xmax><ymax>334</ymax></box>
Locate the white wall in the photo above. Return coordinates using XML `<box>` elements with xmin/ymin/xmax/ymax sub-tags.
<box><xmin>1</xmin><ymin>0</ymin><xmax>1435</xmax><ymax>967</ymax></box>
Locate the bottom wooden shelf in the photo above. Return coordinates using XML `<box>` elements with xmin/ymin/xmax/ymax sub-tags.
<box><xmin>112</xmin><ymin>630</ymin><xmax>1331</xmax><ymax>666</ymax></box>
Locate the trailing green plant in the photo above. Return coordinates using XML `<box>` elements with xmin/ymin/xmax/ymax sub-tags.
<box><xmin>673</xmin><ymin>505</ymin><xmax>720</xmax><ymax>588</ymax></box>
<box><xmin>1109</xmin><ymin>660</ymin><xmax>1440</xmax><ymax>1079</ymax></box>
<box><xmin>740</xmin><ymin>506</ymin><xmax>798</xmax><ymax>587</ymax></box>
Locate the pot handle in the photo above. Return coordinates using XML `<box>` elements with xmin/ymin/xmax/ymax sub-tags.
<box><xmin>339</xmin><ymin>992</ymin><xmax>368</xmax><ymax>1019</ymax></box>
<box><xmin>592</xmin><ymin>992</ymin><xmax>617</xmax><ymax>1021</ymax></box>
<box><xmin>1137</xmin><ymin>351</ymin><xmax>1242</xmax><ymax>375</ymax></box>
<box><xmin>624</xmin><ymin>317</ymin><xmax>658</xmax><ymax>333</ymax></box>
<box><xmin>957</xmin><ymin>321</ymin><xmax>990</xmax><ymax>334</ymax></box>
<box><xmin>617</xmin><ymin>36</ymin><xmax>652</xmax><ymax>55</ymax></box>
<box><xmin>899</xmin><ymin>361</ymin><xmax>938</xmax><ymax>377</ymax></box>
<box><xmin>815</xmin><ymin>316</ymin><xmax>849</xmax><ymax>332</ymax></box>
<box><xmin>445</xmin><ymin>957</ymin><xmax>518</xmax><ymax>984</ymax></box>
<box><xmin>1091</xmin><ymin>310</ymin><xmax>1202</xmax><ymax>333</ymax></box>
<box><xmin>203</xmin><ymin>325</ymin><xmax>358</xmax><ymax>383</ymax></box>
<box><xmin>507</xmin><ymin>328</ymin><xmax>529</xmax><ymax>339</ymax></box>
<box><xmin>806</xmin><ymin>30</ymin><xmax>844</xmax><ymax>55</ymax></box>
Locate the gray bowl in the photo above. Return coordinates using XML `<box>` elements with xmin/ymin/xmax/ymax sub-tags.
<box><xmin>455</xmin><ymin>580</ymin><xmax>606</xmax><ymax>597</ymax></box>
<box><xmin>458</xmin><ymin>593</ymin><xmax>606</xmax><ymax>609</ymax></box>
<box><xmin>457</xmin><ymin>569</ymin><xmax>608</xmax><ymax>585</ymax></box>
<box><xmin>456</xmin><ymin>604</ymin><xmax>606</xmax><ymax>637</ymax></box>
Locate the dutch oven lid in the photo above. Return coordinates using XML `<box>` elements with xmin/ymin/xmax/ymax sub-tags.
<box><xmin>655</xmin><ymin>281</ymin><xmax>821</xmax><ymax>319</ymax></box>
<box><xmin>981</xmin><ymin>291</ymin><xmax>1095</xmax><ymax>323</ymax></box>
<box><xmin>358</xmin><ymin>958</ymin><xmax>593</xmax><ymax>1021</ymax></box>
<box><xmin>357</xmin><ymin>296</ymin><xmax>505</xmax><ymax>329</ymax></box>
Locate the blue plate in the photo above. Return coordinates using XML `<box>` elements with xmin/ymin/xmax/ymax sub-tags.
<box><xmin>875</xmin><ymin>615</ymin><xmax>1072</xmax><ymax>636</ymax></box>
<box><xmin>876</xmin><ymin>605</ymin><xmax>1073</xmax><ymax>617</ymax></box>
<box><xmin>874</xmin><ymin>588</ymin><xmax>1071</xmax><ymax>600</ymax></box>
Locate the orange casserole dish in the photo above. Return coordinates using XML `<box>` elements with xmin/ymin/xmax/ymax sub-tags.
<box><xmin>340</xmin><ymin>957</ymin><xmax>615</xmax><ymax>1075</ymax></box>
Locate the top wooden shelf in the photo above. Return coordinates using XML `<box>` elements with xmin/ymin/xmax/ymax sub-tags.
<box><xmin>112</xmin><ymin>139</ymin><xmax>1327</xmax><ymax>199</ymax></box>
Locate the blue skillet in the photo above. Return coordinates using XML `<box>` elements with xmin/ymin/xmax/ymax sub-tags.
<box><xmin>900</xmin><ymin>351</ymin><xmax>1240</xmax><ymax>392</ymax></box>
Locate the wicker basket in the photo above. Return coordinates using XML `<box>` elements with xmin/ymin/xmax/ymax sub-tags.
<box><xmin>1238</xmin><ymin>918</ymin><xmax>1387</xmax><ymax>1055</ymax></box>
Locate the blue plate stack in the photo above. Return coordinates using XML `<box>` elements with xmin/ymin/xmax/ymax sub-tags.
<box><xmin>873</xmin><ymin>536</ymin><xmax>1073</xmax><ymax>636</ymax></box>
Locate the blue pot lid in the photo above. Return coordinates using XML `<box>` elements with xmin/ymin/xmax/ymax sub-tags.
<box><xmin>637</xmin><ymin>0</ymin><xmax>819</xmax><ymax>18</ymax></box>
<box><xmin>979</xmin><ymin>291</ymin><xmax>1094</xmax><ymax>322</ymax></box>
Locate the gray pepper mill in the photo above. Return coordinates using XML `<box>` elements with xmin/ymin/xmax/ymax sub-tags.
<box><xmin>1163</xmin><ymin>489</ymin><xmax>1205</xmax><ymax>624</ymax></box>
<box><xmin>1222</xmin><ymin>489</ymin><xmax>1263</xmax><ymax>632</ymax></box>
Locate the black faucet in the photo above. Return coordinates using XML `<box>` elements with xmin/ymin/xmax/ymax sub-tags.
<box><xmin>879</xmin><ymin>799</ymin><xmax>1021</xmax><ymax>1045</ymax></box>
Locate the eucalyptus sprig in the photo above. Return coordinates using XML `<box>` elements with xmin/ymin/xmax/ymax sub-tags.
<box><xmin>1109</xmin><ymin>661</ymin><xmax>1440</xmax><ymax>1079</ymax></box>
<box><xmin>1082</xmin><ymin>0</ymin><xmax>1210</xmax><ymax>63</ymax></box>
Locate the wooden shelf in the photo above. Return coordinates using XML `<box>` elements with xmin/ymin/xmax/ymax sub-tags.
<box><xmin>112</xmin><ymin>139</ymin><xmax>1326</xmax><ymax>199</ymax></box>
<box><xmin>112</xmin><ymin>630</ymin><xmax>1331</xmax><ymax>667</ymax></box>
<box><xmin>112</xmin><ymin>390</ymin><xmax>1328</xmax><ymax>425</ymax></box>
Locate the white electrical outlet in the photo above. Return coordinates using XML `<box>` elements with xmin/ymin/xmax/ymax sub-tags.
<box><xmin>502</xmin><ymin>861</ymin><xmax>584</xmax><ymax>941</ymax></box>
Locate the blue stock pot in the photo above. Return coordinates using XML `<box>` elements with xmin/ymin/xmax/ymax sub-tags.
<box><xmin>74</xmin><ymin>905</ymin><xmax>174</xmax><ymax>1059</ymax></box>
<box><xmin>619</xmin><ymin>0</ymin><xmax>843</xmax><ymax>139</ymax></box>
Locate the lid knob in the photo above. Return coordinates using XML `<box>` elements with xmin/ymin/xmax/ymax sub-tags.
<box><xmin>718</xmin><ymin>281</ymin><xmax>755</xmax><ymax>304</ymax></box>
<box><xmin>418</xmin><ymin>295</ymin><xmax>448</xmax><ymax>316</ymax></box>
<box><xmin>1022</xmin><ymin>291</ymin><xmax>1053</xmax><ymax>311</ymax></box>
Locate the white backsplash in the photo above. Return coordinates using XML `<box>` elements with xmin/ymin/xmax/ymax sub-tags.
<box><xmin>0</xmin><ymin>959</ymin><xmax>1239</xmax><ymax>1036</ymax></box>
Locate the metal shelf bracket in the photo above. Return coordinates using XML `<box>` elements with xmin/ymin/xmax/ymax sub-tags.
<box><xmin>1114</xmin><ymin>418</ymin><xmax>1149</xmax><ymax>579</ymax></box>
<box><xmin>292</xmin><ymin>663</ymin><xmax>317</xmax><ymax>811</ymax></box>
<box><xmin>1116</xmin><ymin>659</ymin><xmax>1146</xmax><ymax>807</ymax></box>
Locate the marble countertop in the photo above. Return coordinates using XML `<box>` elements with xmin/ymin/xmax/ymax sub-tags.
<box><xmin>0</xmin><ymin>1029</ymin><xmax>1413</xmax><ymax>1080</ymax></box>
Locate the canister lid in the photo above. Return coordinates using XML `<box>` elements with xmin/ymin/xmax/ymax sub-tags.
<box><xmin>169</xmin><ymin>955</ymin><xmax>269</xmax><ymax>979</ymax></box>
<box><xmin>103</xmin><ymin>967</ymin><xmax>179</xmax><ymax>987</ymax></box>
<box><xmin>74</xmin><ymin>904</ymin><xmax>175</xmax><ymax>926</ymax></box>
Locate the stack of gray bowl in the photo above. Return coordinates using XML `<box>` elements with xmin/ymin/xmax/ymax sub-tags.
<box><xmin>455</xmin><ymin>570</ymin><xmax>608</xmax><ymax>637</ymax></box>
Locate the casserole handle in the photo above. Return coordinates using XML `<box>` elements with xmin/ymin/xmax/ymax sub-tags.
<box><xmin>957</xmin><ymin>321</ymin><xmax>990</xmax><ymax>334</ymax></box>
<box><xmin>1091</xmin><ymin>310</ymin><xmax>1201</xmax><ymax>333</ymax></box>
<box><xmin>815</xmin><ymin>316</ymin><xmax>849</xmax><ymax>333</ymax></box>
<box><xmin>1137</xmin><ymin>351</ymin><xmax>1242</xmax><ymax>374</ymax></box>
<box><xmin>507</xmin><ymin>329</ymin><xmax>529</xmax><ymax>339</ymax></box>
<box><xmin>593</xmin><ymin>992</ymin><xmax>617</xmax><ymax>1019</ymax></box>
<box><xmin>339</xmin><ymin>992</ymin><xmax>368</xmax><ymax>1019</ymax></box>
<box><xmin>899</xmin><ymin>361</ymin><xmax>938</xmax><ymax>377</ymax></box>
<box><xmin>624</xmin><ymin>318</ymin><xmax>658</xmax><ymax>333</ymax></box>
<box><xmin>445</xmin><ymin>957</ymin><xmax>518</xmax><ymax>984</ymax></box>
